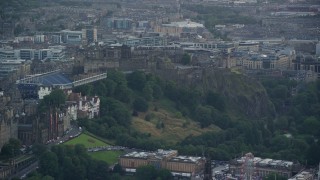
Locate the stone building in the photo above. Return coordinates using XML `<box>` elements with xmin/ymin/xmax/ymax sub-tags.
<box><xmin>120</xmin><ymin>149</ymin><xmax>205</xmax><ymax>178</ymax></box>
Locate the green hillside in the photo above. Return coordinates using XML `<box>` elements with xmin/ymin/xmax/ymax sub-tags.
<box><xmin>72</xmin><ymin>69</ymin><xmax>319</xmax><ymax>164</ymax></box>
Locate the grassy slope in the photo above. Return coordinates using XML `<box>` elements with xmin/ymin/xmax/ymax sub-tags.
<box><xmin>89</xmin><ymin>151</ymin><xmax>124</xmax><ymax>165</ymax></box>
<box><xmin>64</xmin><ymin>133</ymin><xmax>109</xmax><ymax>148</ymax></box>
<box><xmin>131</xmin><ymin>99</ymin><xmax>220</xmax><ymax>145</ymax></box>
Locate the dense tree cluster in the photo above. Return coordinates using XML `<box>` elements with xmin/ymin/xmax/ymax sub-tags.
<box><xmin>28</xmin><ymin>144</ymin><xmax>113</xmax><ymax>180</ymax></box>
<box><xmin>0</xmin><ymin>138</ymin><xmax>22</xmax><ymax>159</ymax></box>
<box><xmin>70</xmin><ymin>71</ymin><xmax>320</xmax><ymax>166</ymax></box>
<box><xmin>135</xmin><ymin>165</ymin><xmax>173</xmax><ymax>180</ymax></box>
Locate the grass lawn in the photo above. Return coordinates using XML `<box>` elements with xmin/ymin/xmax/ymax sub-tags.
<box><xmin>132</xmin><ymin>107</ymin><xmax>220</xmax><ymax>145</ymax></box>
<box><xmin>89</xmin><ymin>150</ymin><xmax>124</xmax><ymax>165</ymax></box>
<box><xmin>64</xmin><ymin>133</ymin><xmax>109</xmax><ymax>148</ymax></box>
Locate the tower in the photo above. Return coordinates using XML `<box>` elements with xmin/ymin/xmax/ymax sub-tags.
<box><xmin>318</xmin><ymin>162</ymin><xmax>320</xmax><ymax>180</ymax></box>
<box><xmin>243</xmin><ymin>153</ymin><xmax>254</xmax><ymax>180</ymax></box>
<box><xmin>82</xmin><ymin>26</ymin><xmax>97</xmax><ymax>45</ymax></box>
<box><xmin>176</xmin><ymin>0</ymin><xmax>181</xmax><ymax>19</ymax></box>
<box><xmin>316</xmin><ymin>42</ymin><xmax>320</xmax><ymax>56</ymax></box>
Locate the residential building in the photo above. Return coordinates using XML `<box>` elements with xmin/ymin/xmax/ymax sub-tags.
<box><xmin>68</xmin><ymin>93</ymin><xmax>100</xmax><ymax>119</ymax></box>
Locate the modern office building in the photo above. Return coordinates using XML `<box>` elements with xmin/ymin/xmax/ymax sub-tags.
<box><xmin>60</xmin><ymin>30</ymin><xmax>82</xmax><ymax>45</ymax></box>
<box><xmin>104</xmin><ymin>18</ymin><xmax>133</xmax><ymax>30</ymax></box>
<box><xmin>82</xmin><ymin>26</ymin><xmax>97</xmax><ymax>45</ymax></box>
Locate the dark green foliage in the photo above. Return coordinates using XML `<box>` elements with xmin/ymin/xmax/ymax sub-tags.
<box><xmin>181</xmin><ymin>53</ymin><xmax>191</xmax><ymax>65</ymax></box>
<box><xmin>135</xmin><ymin>165</ymin><xmax>173</xmax><ymax>180</ymax></box>
<box><xmin>37</xmin><ymin>145</ymin><xmax>110</xmax><ymax>180</ymax></box>
<box><xmin>133</xmin><ymin>97</ymin><xmax>149</xmax><ymax>112</ymax></box>
<box><xmin>0</xmin><ymin>138</ymin><xmax>21</xmax><ymax>158</ymax></box>
<box><xmin>76</xmin><ymin>70</ymin><xmax>320</xmax><ymax>166</ymax></box>
<box><xmin>39</xmin><ymin>89</ymin><xmax>66</xmax><ymax>111</ymax></box>
<box><xmin>112</xmin><ymin>164</ymin><xmax>124</xmax><ymax>175</ymax></box>
<box><xmin>32</xmin><ymin>143</ymin><xmax>47</xmax><ymax>156</ymax></box>
<box><xmin>263</xmin><ymin>173</ymin><xmax>287</xmax><ymax>180</ymax></box>
<box><xmin>127</xmin><ymin>71</ymin><xmax>146</xmax><ymax>91</ymax></box>
<box><xmin>39</xmin><ymin>151</ymin><xmax>59</xmax><ymax>178</ymax></box>
<box><xmin>206</xmin><ymin>91</ymin><xmax>225</xmax><ymax>111</ymax></box>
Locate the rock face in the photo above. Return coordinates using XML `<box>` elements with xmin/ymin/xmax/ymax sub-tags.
<box><xmin>200</xmin><ymin>69</ymin><xmax>276</xmax><ymax>119</ymax></box>
<box><xmin>153</xmin><ymin>67</ymin><xmax>276</xmax><ymax>119</ymax></box>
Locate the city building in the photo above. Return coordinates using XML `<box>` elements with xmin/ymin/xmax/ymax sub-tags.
<box><xmin>229</xmin><ymin>153</ymin><xmax>301</xmax><ymax>179</ymax></box>
<box><xmin>120</xmin><ymin>149</ymin><xmax>205</xmax><ymax>178</ymax></box>
<box><xmin>0</xmin><ymin>59</ymin><xmax>30</xmax><ymax>81</ymax></box>
<box><xmin>68</xmin><ymin>92</ymin><xmax>100</xmax><ymax>119</ymax></box>
<box><xmin>82</xmin><ymin>26</ymin><xmax>97</xmax><ymax>45</ymax></box>
<box><xmin>17</xmin><ymin>71</ymin><xmax>73</xmax><ymax>99</ymax></box>
<box><xmin>123</xmin><ymin>36</ymin><xmax>167</xmax><ymax>47</ymax></box>
<box><xmin>0</xmin><ymin>47</ymin><xmax>16</xmax><ymax>59</ymax></box>
<box><xmin>0</xmin><ymin>90</ymin><xmax>22</xmax><ymax>150</ymax></box>
<box><xmin>237</xmin><ymin>41</ymin><xmax>260</xmax><ymax>52</ymax></box>
<box><xmin>288</xmin><ymin>171</ymin><xmax>314</xmax><ymax>180</ymax></box>
<box><xmin>154</xmin><ymin>20</ymin><xmax>204</xmax><ymax>37</ymax></box>
<box><xmin>60</xmin><ymin>30</ymin><xmax>83</xmax><ymax>45</ymax></box>
<box><xmin>103</xmin><ymin>18</ymin><xmax>133</xmax><ymax>30</ymax></box>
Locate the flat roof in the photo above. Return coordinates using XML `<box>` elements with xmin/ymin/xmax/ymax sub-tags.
<box><xmin>122</xmin><ymin>149</ymin><xmax>177</xmax><ymax>159</ymax></box>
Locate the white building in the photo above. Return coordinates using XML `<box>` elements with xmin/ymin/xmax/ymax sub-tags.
<box><xmin>288</xmin><ymin>171</ymin><xmax>313</xmax><ymax>180</ymax></box>
<box><xmin>60</xmin><ymin>30</ymin><xmax>82</xmax><ymax>45</ymax></box>
<box><xmin>38</xmin><ymin>86</ymin><xmax>52</xmax><ymax>99</ymax></box>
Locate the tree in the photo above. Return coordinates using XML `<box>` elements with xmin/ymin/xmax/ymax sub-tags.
<box><xmin>143</xmin><ymin>83</ymin><xmax>153</xmax><ymax>100</ymax></box>
<box><xmin>32</xmin><ymin>143</ymin><xmax>47</xmax><ymax>156</ymax></box>
<box><xmin>39</xmin><ymin>151</ymin><xmax>59</xmax><ymax>178</ymax></box>
<box><xmin>152</xmin><ymin>84</ymin><xmax>163</xmax><ymax>99</ymax></box>
<box><xmin>42</xmin><ymin>89</ymin><xmax>66</xmax><ymax>107</ymax></box>
<box><xmin>158</xmin><ymin>168</ymin><xmax>173</xmax><ymax>180</ymax></box>
<box><xmin>127</xmin><ymin>71</ymin><xmax>146</xmax><ymax>91</ymax></box>
<box><xmin>303</xmin><ymin>116</ymin><xmax>320</xmax><ymax>135</ymax></box>
<box><xmin>133</xmin><ymin>97</ymin><xmax>149</xmax><ymax>112</ymax></box>
<box><xmin>206</xmin><ymin>91</ymin><xmax>225</xmax><ymax>111</ymax></box>
<box><xmin>181</xmin><ymin>53</ymin><xmax>191</xmax><ymax>65</ymax></box>
<box><xmin>0</xmin><ymin>138</ymin><xmax>21</xmax><ymax>158</ymax></box>
<box><xmin>195</xmin><ymin>105</ymin><xmax>212</xmax><ymax>128</ymax></box>
<box><xmin>264</xmin><ymin>173</ymin><xmax>287</xmax><ymax>180</ymax></box>
<box><xmin>113</xmin><ymin>164</ymin><xmax>124</xmax><ymax>175</ymax></box>
<box><xmin>135</xmin><ymin>165</ymin><xmax>158</xmax><ymax>180</ymax></box>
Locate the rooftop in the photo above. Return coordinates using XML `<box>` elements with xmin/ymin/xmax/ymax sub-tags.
<box><xmin>288</xmin><ymin>171</ymin><xmax>313</xmax><ymax>180</ymax></box>
<box><xmin>169</xmin><ymin>156</ymin><xmax>203</xmax><ymax>163</ymax></box>
<box><xmin>123</xmin><ymin>149</ymin><xmax>178</xmax><ymax>159</ymax></box>
<box><xmin>17</xmin><ymin>71</ymin><xmax>72</xmax><ymax>86</ymax></box>
<box><xmin>162</xmin><ymin>20</ymin><xmax>204</xmax><ymax>28</ymax></box>
<box><xmin>234</xmin><ymin>156</ymin><xmax>294</xmax><ymax>169</ymax></box>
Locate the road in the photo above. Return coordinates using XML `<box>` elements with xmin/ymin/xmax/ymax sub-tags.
<box><xmin>8</xmin><ymin>161</ymin><xmax>38</xmax><ymax>180</ymax></box>
<box><xmin>7</xmin><ymin>124</ymin><xmax>81</xmax><ymax>179</ymax></box>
